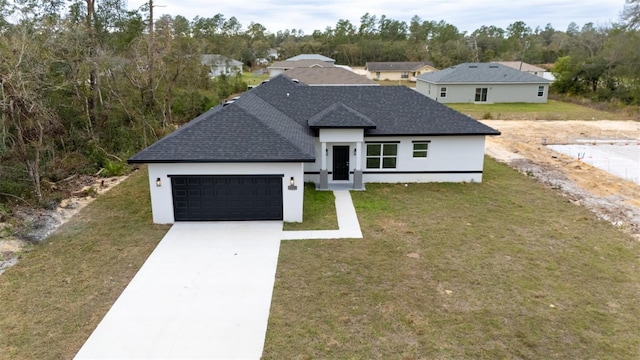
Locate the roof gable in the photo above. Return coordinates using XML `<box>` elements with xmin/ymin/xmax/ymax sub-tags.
<box><xmin>417</xmin><ymin>62</ymin><xmax>551</xmax><ymax>84</ymax></box>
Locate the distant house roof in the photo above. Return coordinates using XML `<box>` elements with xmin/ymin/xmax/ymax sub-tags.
<box><xmin>286</xmin><ymin>54</ymin><xmax>336</xmax><ymax>63</ymax></box>
<box><xmin>493</xmin><ymin>61</ymin><xmax>547</xmax><ymax>73</ymax></box>
<box><xmin>201</xmin><ymin>54</ymin><xmax>243</xmax><ymax>67</ymax></box>
<box><xmin>283</xmin><ymin>67</ymin><xmax>378</xmax><ymax>86</ymax></box>
<box><xmin>417</xmin><ymin>63</ymin><xmax>552</xmax><ymax>84</ymax></box>
<box><xmin>365</xmin><ymin>62</ymin><xmax>435</xmax><ymax>72</ymax></box>
<box><xmin>129</xmin><ymin>75</ymin><xmax>499</xmax><ymax>164</ymax></box>
<box><xmin>269</xmin><ymin>60</ymin><xmax>335</xmax><ymax>70</ymax></box>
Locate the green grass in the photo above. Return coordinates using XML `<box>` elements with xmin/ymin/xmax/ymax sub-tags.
<box><xmin>242</xmin><ymin>72</ymin><xmax>269</xmax><ymax>87</ymax></box>
<box><xmin>283</xmin><ymin>183</ymin><xmax>337</xmax><ymax>231</ymax></box>
<box><xmin>0</xmin><ymin>167</ymin><xmax>169</xmax><ymax>360</ymax></box>
<box><xmin>264</xmin><ymin>158</ymin><xmax>640</xmax><ymax>359</ymax></box>
<box><xmin>447</xmin><ymin>100</ymin><xmax>636</xmax><ymax>120</ymax></box>
<box><xmin>3</xmin><ymin>160</ymin><xmax>640</xmax><ymax>359</ymax></box>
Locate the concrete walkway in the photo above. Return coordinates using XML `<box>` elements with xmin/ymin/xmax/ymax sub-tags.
<box><xmin>281</xmin><ymin>190</ymin><xmax>363</xmax><ymax>240</ymax></box>
<box><xmin>75</xmin><ymin>221</ymin><xmax>283</xmax><ymax>360</ymax></box>
<box><xmin>75</xmin><ymin>191</ymin><xmax>362</xmax><ymax>359</ymax></box>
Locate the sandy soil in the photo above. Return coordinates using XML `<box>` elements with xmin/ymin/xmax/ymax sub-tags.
<box><xmin>482</xmin><ymin>120</ymin><xmax>640</xmax><ymax>239</ymax></box>
<box><xmin>0</xmin><ymin>176</ymin><xmax>128</xmax><ymax>275</ymax></box>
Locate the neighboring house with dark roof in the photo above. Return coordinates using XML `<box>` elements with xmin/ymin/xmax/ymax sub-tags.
<box><xmin>201</xmin><ymin>54</ymin><xmax>243</xmax><ymax>78</ymax></box>
<box><xmin>365</xmin><ymin>62</ymin><xmax>437</xmax><ymax>82</ymax></box>
<box><xmin>268</xmin><ymin>60</ymin><xmax>335</xmax><ymax>78</ymax></box>
<box><xmin>283</xmin><ymin>67</ymin><xmax>378</xmax><ymax>86</ymax></box>
<box><xmin>416</xmin><ymin>62</ymin><xmax>552</xmax><ymax>103</ymax></box>
<box><xmin>128</xmin><ymin>75</ymin><xmax>500</xmax><ymax>223</ymax></box>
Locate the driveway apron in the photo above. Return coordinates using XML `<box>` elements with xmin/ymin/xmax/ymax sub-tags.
<box><xmin>75</xmin><ymin>221</ymin><xmax>283</xmax><ymax>360</ymax></box>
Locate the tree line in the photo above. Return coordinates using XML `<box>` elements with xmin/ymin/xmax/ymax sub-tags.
<box><xmin>0</xmin><ymin>0</ymin><xmax>638</xmax><ymax>208</ymax></box>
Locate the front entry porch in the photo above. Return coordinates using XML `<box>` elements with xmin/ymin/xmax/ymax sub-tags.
<box><xmin>318</xmin><ymin>140</ymin><xmax>364</xmax><ymax>191</ymax></box>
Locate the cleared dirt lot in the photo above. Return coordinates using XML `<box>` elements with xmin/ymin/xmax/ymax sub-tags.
<box><xmin>482</xmin><ymin>120</ymin><xmax>640</xmax><ymax>239</ymax></box>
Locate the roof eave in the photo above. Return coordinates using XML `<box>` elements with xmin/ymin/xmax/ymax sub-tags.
<box><xmin>128</xmin><ymin>157</ymin><xmax>317</xmax><ymax>164</ymax></box>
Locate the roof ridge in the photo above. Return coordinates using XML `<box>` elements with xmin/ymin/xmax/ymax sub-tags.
<box><xmin>235</xmin><ymin>93</ymin><xmax>315</xmax><ymax>158</ymax></box>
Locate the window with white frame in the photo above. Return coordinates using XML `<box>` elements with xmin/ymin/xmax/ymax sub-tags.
<box><xmin>440</xmin><ymin>87</ymin><xmax>447</xmax><ymax>98</ymax></box>
<box><xmin>401</xmin><ymin>71</ymin><xmax>409</xmax><ymax>79</ymax></box>
<box><xmin>537</xmin><ymin>85</ymin><xmax>545</xmax><ymax>97</ymax></box>
<box><xmin>366</xmin><ymin>143</ymin><xmax>398</xmax><ymax>169</ymax></box>
<box><xmin>376</xmin><ymin>72</ymin><xmax>381</xmax><ymax>78</ymax></box>
<box><xmin>412</xmin><ymin>141</ymin><xmax>430</xmax><ymax>158</ymax></box>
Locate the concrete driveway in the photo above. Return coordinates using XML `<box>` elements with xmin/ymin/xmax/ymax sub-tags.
<box><xmin>75</xmin><ymin>221</ymin><xmax>283</xmax><ymax>360</ymax></box>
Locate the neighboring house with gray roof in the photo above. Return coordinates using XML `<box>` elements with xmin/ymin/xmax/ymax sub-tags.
<box><xmin>365</xmin><ymin>62</ymin><xmax>437</xmax><ymax>82</ymax></box>
<box><xmin>268</xmin><ymin>59</ymin><xmax>335</xmax><ymax>78</ymax></box>
<box><xmin>416</xmin><ymin>62</ymin><xmax>552</xmax><ymax>103</ymax></box>
<box><xmin>128</xmin><ymin>75</ymin><xmax>500</xmax><ymax>223</ymax></box>
<box><xmin>283</xmin><ymin>67</ymin><xmax>378</xmax><ymax>86</ymax></box>
<box><xmin>201</xmin><ymin>54</ymin><xmax>243</xmax><ymax>78</ymax></box>
<box><xmin>286</xmin><ymin>54</ymin><xmax>335</xmax><ymax>63</ymax></box>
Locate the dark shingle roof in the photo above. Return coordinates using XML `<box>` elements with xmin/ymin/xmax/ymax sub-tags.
<box><xmin>129</xmin><ymin>74</ymin><xmax>499</xmax><ymax>163</ymax></box>
<box><xmin>128</xmin><ymin>103</ymin><xmax>315</xmax><ymax>163</ymax></box>
<box><xmin>417</xmin><ymin>62</ymin><xmax>552</xmax><ymax>84</ymax></box>
<box><xmin>366</xmin><ymin>62</ymin><xmax>435</xmax><ymax>72</ymax></box>
<box><xmin>308</xmin><ymin>103</ymin><xmax>377</xmax><ymax>128</ymax></box>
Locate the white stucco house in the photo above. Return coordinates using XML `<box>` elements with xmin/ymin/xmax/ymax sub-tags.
<box><xmin>128</xmin><ymin>75</ymin><xmax>500</xmax><ymax>223</ymax></box>
<box><xmin>416</xmin><ymin>62</ymin><xmax>552</xmax><ymax>103</ymax></box>
<box><xmin>365</xmin><ymin>62</ymin><xmax>437</xmax><ymax>82</ymax></box>
<box><xmin>201</xmin><ymin>54</ymin><xmax>243</xmax><ymax>78</ymax></box>
<box><xmin>493</xmin><ymin>61</ymin><xmax>556</xmax><ymax>82</ymax></box>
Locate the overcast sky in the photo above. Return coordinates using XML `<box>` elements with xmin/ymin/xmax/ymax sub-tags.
<box><xmin>131</xmin><ymin>0</ymin><xmax>627</xmax><ymax>35</ymax></box>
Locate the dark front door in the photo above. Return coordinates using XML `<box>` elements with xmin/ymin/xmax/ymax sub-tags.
<box><xmin>171</xmin><ymin>175</ymin><xmax>283</xmax><ymax>221</ymax></box>
<box><xmin>332</xmin><ymin>146</ymin><xmax>350</xmax><ymax>180</ymax></box>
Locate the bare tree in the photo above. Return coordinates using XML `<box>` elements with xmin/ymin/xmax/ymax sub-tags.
<box><xmin>623</xmin><ymin>0</ymin><xmax>640</xmax><ymax>29</ymax></box>
<box><xmin>0</xmin><ymin>23</ymin><xmax>61</xmax><ymax>202</ymax></box>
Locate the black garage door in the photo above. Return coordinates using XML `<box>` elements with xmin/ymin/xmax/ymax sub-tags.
<box><xmin>171</xmin><ymin>175</ymin><xmax>283</xmax><ymax>221</ymax></box>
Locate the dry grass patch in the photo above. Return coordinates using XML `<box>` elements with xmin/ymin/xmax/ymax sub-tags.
<box><xmin>264</xmin><ymin>158</ymin><xmax>640</xmax><ymax>359</ymax></box>
<box><xmin>0</xmin><ymin>167</ymin><xmax>169</xmax><ymax>360</ymax></box>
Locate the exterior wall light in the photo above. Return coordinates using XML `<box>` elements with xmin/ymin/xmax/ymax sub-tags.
<box><xmin>288</xmin><ymin>176</ymin><xmax>297</xmax><ymax>191</ymax></box>
<box><xmin>325</xmin><ymin>148</ymin><xmax>328</xmax><ymax>156</ymax></box>
<box><xmin>354</xmin><ymin>148</ymin><xmax>357</xmax><ymax>155</ymax></box>
<box><xmin>156</xmin><ymin>177</ymin><xmax>162</xmax><ymax>187</ymax></box>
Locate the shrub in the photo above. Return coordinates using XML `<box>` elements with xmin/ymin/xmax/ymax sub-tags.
<box><xmin>101</xmin><ymin>160</ymin><xmax>128</xmax><ymax>177</ymax></box>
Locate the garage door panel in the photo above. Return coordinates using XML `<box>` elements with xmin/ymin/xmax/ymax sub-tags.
<box><xmin>171</xmin><ymin>175</ymin><xmax>283</xmax><ymax>221</ymax></box>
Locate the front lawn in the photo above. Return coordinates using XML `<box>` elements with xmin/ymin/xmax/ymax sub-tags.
<box><xmin>447</xmin><ymin>100</ymin><xmax>636</xmax><ymax>120</ymax></box>
<box><xmin>2</xmin><ymin>159</ymin><xmax>639</xmax><ymax>359</ymax></box>
<box><xmin>264</xmin><ymin>158</ymin><xmax>640</xmax><ymax>359</ymax></box>
<box><xmin>0</xmin><ymin>168</ymin><xmax>169</xmax><ymax>360</ymax></box>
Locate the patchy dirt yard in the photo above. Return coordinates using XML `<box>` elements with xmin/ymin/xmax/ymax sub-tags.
<box><xmin>482</xmin><ymin>120</ymin><xmax>640</xmax><ymax>239</ymax></box>
<box><xmin>0</xmin><ymin>176</ymin><xmax>128</xmax><ymax>274</ymax></box>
